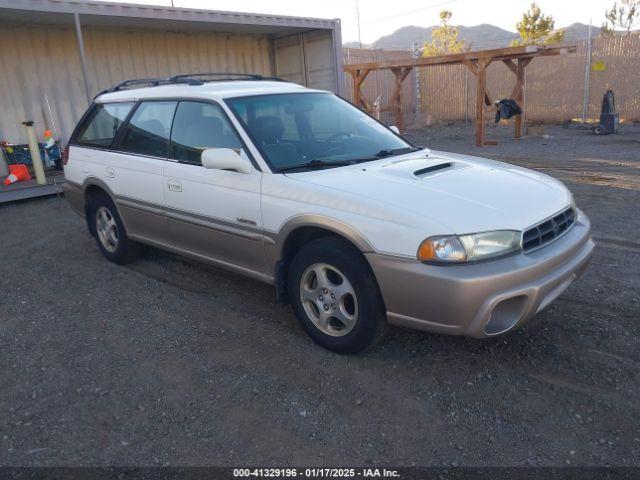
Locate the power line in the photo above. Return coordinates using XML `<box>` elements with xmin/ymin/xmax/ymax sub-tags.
<box><xmin>322</xmin><ymin>0</ymin><xmax>355</xmax><ymax>9</ymax></box>
<box><xmin>361</xmin><ymin>0</ymin><xmax>460</xmax><ymax>25</ymax></box>
<box><xmin>355</xmin><ymin>0</ymin><xmax>362</xmax><ymax>48</ymax></box>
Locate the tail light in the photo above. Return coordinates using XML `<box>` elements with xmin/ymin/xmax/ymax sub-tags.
<box><xmin>62</xmin><ymin>144</ymin><xmax>70</xmax><ymax>166</ymax></box>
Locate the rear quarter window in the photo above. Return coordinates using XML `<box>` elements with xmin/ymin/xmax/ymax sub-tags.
<box><xmin>117</xmin><ymin>101</ymin><xmax>177</xmax><ymax>158</ymax></box>
<box><xmin>74</xmin><ymin>102</ymin><xmax>135</xmax><ymax>148</ymax></box>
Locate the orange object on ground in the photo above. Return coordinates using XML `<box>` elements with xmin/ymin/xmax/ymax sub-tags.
<box><xmin>3</xmin><ymin>164</ymin><xmax>31</xmax><ymax>185</ymax></box>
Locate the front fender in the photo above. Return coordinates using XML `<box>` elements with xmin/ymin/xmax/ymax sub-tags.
<box><xmin>266</xmin><ymin>214</ymin><xmax>375</xmax><ymax>268</ymax></box>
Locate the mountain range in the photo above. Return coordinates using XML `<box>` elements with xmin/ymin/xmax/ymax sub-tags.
<box><xmin>344</xmin><ymin>23</ymin><xmax>603</xmax><ymax>50</ymax></box>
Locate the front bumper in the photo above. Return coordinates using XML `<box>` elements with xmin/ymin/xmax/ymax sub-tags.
<box><xmin>366</xmin><ymin>209</ymin><xmax>594</xmax><ymax>338</ymax></box>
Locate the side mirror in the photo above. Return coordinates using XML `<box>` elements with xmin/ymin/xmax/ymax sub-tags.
<box><xmin>201</xmin><ymin>148</ymin><xmax>252</xmax><ymax>174</ymax></box>
<box><xmin>389</xmin><ymin>125</ymin><xmax>400</xmax><ymax>134</ymax></box>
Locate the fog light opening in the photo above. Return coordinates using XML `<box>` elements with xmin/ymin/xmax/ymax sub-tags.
<box><xmin>484</xmin><ymin>295</ymin><xmax>528</xmax><ymax>336</ymax></box>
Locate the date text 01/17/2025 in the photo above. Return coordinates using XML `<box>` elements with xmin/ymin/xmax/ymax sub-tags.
<box><xmin>232</xmin><ymin>468</ymin><xmax>400</xmax><ymax>478</ymax></box>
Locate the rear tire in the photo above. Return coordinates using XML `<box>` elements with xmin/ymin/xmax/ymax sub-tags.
<box><xmin>88</xmin><ymin>193</ymin><xmax>139</xmax><ymax>265</ymax></box>
<box><xmin>288</xmin><ymin>236</ymin><xmax>387</xmax><ymax>354</ymax></box>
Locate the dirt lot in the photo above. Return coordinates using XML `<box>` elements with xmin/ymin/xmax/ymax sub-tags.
<box><xmin>1</xmin><ymin>123</ymin><xmax>639</xmax><ymax>467</ymax></box>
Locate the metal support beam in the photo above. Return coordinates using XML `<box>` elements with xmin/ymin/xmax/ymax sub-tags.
<box><xmin>73</xmin><ymin>12</ymin><xmax>91</xmax><ymax>104</ymax></box>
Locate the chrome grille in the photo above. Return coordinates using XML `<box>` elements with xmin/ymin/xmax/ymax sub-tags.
<box><xmin>522</xmin><ymin>207</ymin><xmax>576</xmax><ymax>251</ymax></box>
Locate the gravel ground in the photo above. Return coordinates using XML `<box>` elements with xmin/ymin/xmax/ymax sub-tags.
<box><xmin>1</xmin><ymin>123</ymin><xmax>639</xmax><ymax>467</ymax></box>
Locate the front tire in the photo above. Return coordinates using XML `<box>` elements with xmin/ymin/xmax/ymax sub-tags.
<box><xmin>89</xmin><ymin>193</ymin><xmax>139</xmax><ymax>265</ymax></box>
<box><xmin>288</xmin><ymin>237</ymin><xmax>386</xmax><ymax>354</ymax></box>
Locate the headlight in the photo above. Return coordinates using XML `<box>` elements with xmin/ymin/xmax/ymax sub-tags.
<box><xmin>417</xmin><ymin>230</ymin><xmax>521</xmax><ymax>263</ymax></box>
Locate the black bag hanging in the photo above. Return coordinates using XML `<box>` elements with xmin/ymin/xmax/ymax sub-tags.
<box><xmin>495</xmin><ymin>99</ymin><xmax>522</xmax><ymax>123</ymax></box>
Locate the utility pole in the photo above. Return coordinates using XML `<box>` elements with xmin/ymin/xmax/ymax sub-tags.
<box><xmin>464</xmin><ymin>67</ymin><xmax>469</xmax><ymax>124</ymax></box>
<box><xmin>412</xmin><ymin>41</ymin><xmax>421</xmax><ymax>120</ymax></box>
<box><xmin>355</xmin><ymin>0</ymin><xmax>362</xmax><ymax>49</ymax></box>
<box><xmin>582</xmin><ymin>19</ymin><xmax>593</xmax><ymax>123</ymax></box>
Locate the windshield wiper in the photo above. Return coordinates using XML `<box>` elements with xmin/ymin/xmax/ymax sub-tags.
<box><xmin>345</xmin><ymin>146</ymin><xmax>425</xmax><ymax>165</ymax></box>
<box><xmin>278</xmin><ymin>159</ymin><xmax>354</xmax><ymax>173</ymax></box>
<box><xmin>374</xmin><ymin>146</ymin><xmax>423</xmax><ymax>158</ymax></box>
<box><xmin>278</xmin><ymin>147</ymin><xmax>424</xmax><ymax>173</ymax></box>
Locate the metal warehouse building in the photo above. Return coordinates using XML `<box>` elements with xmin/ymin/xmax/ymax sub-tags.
<box><xmin>0</xmin><ymin>0</ymin><xmax>344</xmax><ymax>145</ymax></box>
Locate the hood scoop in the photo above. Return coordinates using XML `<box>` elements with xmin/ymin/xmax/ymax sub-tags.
<box><xmin>371</xmin><ymin>156</ymin><xmax>470</xmax><ymax>182</ymax></box>
<box><xmin>414</xmin><ymin>162</ymin><xmax>452</xmax><ymax>177</ymax></box>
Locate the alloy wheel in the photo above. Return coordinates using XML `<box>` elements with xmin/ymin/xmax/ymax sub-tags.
<box><xmin>95</xmin><ymin>206</ymin><xmax>119</xmax><ymax>253</ymax></box>
<box><xmin>299</xmin><ymin>262</ymin><xmax>358</xmax><ymax>337</ymax></box>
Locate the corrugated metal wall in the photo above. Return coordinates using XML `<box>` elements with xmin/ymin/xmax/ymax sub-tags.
<box><xmin>303</xmin><ymin>30</ymin><xmax>338</xmax><ymax>91</ymax></box>
<box><xmin>274</xmin><ymin>30</ymin><xmax>338</xmax><ymax>92</ymax></box>
<box><xmin>0</xmin><ymin>24</ymin><xmax>274</xmax><ymax>144</ymax></box>
<box><xmin>0</xmin><ymin>25</ymin><xmax>85</xmax><ymax>145</ymax></box>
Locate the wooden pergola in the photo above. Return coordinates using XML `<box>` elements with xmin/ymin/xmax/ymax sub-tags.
<box><xmin>344</xmin><ymin>45</ymin><xmax>577</xmax><ymax>146</ymax></box>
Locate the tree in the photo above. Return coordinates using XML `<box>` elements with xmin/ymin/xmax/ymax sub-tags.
<box><xmin>422</xmin><ymin>10</ymin><xmax>467</xmax><ymax>57</ymax></box>
<box><xmin>602</xmin><ymin>0</ymin><xmax>639</xmax><ymax>35</ymax></box>
<box><xmin>511</xmin><ymin>2</ymin><xmax>565</xmax><ymax>46</ymax></box>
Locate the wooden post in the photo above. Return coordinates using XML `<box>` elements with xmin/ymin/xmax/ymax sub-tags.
<box><xmin>465</xmin><ymin>57</ymin><xmax>495</xmax><ymax>146</ymax></box>
<box><xmin>505</xmin><ymin>57</ymin><xmax>531</xmax><ymax>139</ymax></box>
<box><xmin>352</xmin><ymin>69</ymin><xmax>363</xmax><ymax>108</ymax></box>
<box><xmin>390</xmin><ymin>67</ymin><xmax>412</xmax><ymax>132</ymax></box>
<box><xmin>350</xmin><ymin>70</ymin><xmax>360</xmax><ymax>107</ymax></box>
<box><xmin>514</xmin><ymin>58</ymin><xmax>531</xmax><ymax>138</ymax></box>
<box><xmin>349</xmin><ymin>69</ymin><xmax>371</xmax><ymax>110</ymax></box>
<box><xmin>475</xmin><ymin>58</ymin><xmax>487</xmax><ymax>147</ymax></box>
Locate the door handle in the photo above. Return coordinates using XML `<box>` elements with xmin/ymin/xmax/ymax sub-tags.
<box><xmin>167</xmin><ymin>179</ymin><xmax>182</xmax><ymax>192</ymax></box>
<box><xmin>104</xmin><ymin>166</ymin><xmax>115</xmax><ymax>178</ymax></box>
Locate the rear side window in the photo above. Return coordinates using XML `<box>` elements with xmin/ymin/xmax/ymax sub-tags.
<box><xmin>118</xmin><ymin>101</ymin><xmax>177</xmax><ymax>158</ymax></box>
<box><xmin>170</xmin><ymin>101</ymin><xmax>242</xmax><ymax>165</ymax></box>
<box><xmin>75</xmin><ymin>102</ymin><xmax>134</xmax><ymax>147</ymax></box>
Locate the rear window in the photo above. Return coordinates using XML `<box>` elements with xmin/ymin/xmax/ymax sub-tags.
<box><xmin>170</xmin><ymin>101</ymin><xmax>242</xmax><ymax>165</ymax></box>
<box><xmin>75</xmin><ymin>102</ymin><xmax>134</xmax><ymax>147</ymax></box>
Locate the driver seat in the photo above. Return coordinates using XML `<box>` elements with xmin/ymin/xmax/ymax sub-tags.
<box><xmin>250</xmin><ymin>116</ymin><xmax>299</xmax><ymax>167</ymax></box>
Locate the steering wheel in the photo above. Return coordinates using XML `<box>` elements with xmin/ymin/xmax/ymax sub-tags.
<box><xmin>324</xmin><ymin>132</ymin><xmax>352</xmax><ymax>143</ymax></box>
<box><xmin>317</xmin><ymin>132</ymin><xmax>351</xmax><ymax>155</ymax></box>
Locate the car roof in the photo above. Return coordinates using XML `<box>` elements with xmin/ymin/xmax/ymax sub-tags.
<box><xmin>96</xmin><ymin>80</ymin><xmax>327</xmax><ymax>103</ymax></box>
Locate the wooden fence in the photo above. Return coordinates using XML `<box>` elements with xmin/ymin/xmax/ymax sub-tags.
<box><xmin>343</xmin><ymin>34</ymin><xmax>640</xmax><ymax>126</ymax></box>
<box><xmin>343</xmin><ymin>47</ymin><xmax>415</xmax><ymax>126</ymax></box>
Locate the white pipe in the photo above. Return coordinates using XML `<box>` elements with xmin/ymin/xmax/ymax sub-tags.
<box><xmin>582</xmin><ymin>20</ymin><xmax>593</xmax><ymax>123</ymax></box>
<box><xmin>23</xmin><ymin>121</ymin><xmax>46</xmax><ymax>185</ymax></box>
<box><xmin>44</xmin><ymin>94</ymin><xmax>59</xmax><ymax>139</ymax></box>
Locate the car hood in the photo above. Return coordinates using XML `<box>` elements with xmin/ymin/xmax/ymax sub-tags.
<box><xmin>285</xmin><ymin>150</ymin><xmax>574</xmax><ymax>234</ymax></box>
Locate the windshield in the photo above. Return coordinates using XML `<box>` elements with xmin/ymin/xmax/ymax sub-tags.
<box><xmin>225</xmin><ymin>93</ymin><xmax>413</xmax><ymax>172</ymax></box>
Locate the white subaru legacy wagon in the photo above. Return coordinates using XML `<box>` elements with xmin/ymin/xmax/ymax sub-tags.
<box><xmin>63</xmin><ymin>74</ymin><xmax>594</xmax><ymax>353</ymax></box>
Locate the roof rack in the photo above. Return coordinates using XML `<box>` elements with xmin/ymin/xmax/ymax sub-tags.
<box><xmin>169</xmin><ymin>72</ymin><xmax>286</xmax><ymax>82</ymax></box>
<box><xmin>95</xmin><ymin>76</ymin><xmax>202</xmax><ymax>98</ymax></box>
<box><xmin>95</xmin><ymin>73</ymin><xmax>287</xmax><ymax>99</ymax></box>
